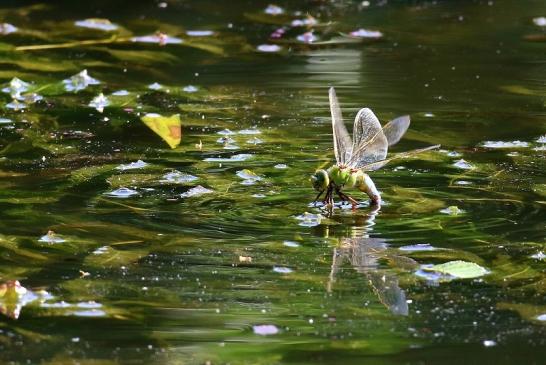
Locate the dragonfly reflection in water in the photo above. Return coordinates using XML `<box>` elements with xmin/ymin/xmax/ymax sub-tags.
<box><xmin>327</xmin><ymin>206</ymin><xmax>419</xmax><ymax>315</ymax></box>
<box><xmin>311</xmin><ymin>87</ymin><xmax>440</xmax><ymax>211</ymax></box>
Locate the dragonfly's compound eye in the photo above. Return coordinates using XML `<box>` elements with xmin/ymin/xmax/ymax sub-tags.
<box><xmin>311</xmin><ymin>169</ymin><xmax>329</xmax><ymax>191</ymax></box>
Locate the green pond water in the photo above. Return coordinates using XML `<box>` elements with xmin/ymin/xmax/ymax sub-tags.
<box><xmin>0</xmin><ymin>0</ymin><xmax>545</xmax><ymax>364</ymax></box>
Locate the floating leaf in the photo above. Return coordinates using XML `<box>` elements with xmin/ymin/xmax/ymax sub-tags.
<box><xmin>74</xmin><ymin>18</ymin><xmax>119</xmax><ymax>32</ymax></box>
<box><xmin>140</xmin><ymin>113</ymin><xmax>182</xmax><ymax>149</ymax></box>
<box><xmin>423</xmin><ymin>260</ymin><xmax>488</xmax><ymax>279</ymax></box>
<box><xmin>63</xmin><ymin>69</ymin><xmax>100</xmax><ymax>92</ymax></box>
<box><xmin>84</xmin><ymin>247</ymin><xmax>148</xmax><ymax>268</ymax></box>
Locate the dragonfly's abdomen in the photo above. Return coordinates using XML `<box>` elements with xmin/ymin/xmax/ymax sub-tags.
<box><xmin>354</xmin><ymin>170</ymin><xmax>381</xmax><ymax>204</ymax></box>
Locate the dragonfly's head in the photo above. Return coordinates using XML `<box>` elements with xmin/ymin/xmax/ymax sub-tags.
<box><xmin>311</xmin><ymin>169</ymin><xmax>329</xmax><ymax>192</ymax></box>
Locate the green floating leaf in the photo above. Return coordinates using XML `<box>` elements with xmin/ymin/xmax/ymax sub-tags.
<box><xmin>140</xmin><ymin>113</ymin><xmax>182</xmax><ymax>149</ymax></box>
<box><xmin>424</xmin><ymin>260</ymin><xmax>488</xmax><ymax>279</ymax></box>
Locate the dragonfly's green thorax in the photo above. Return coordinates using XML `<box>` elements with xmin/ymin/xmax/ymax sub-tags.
<box><xmin>311</xmin><ymin>165</ymin><xmax>360</xmax><ymax>192</ymax></box>
<box><xmin>328</xmin><ymin>165</ymin><xmax>357</xmax><ymax>187</ymax></box>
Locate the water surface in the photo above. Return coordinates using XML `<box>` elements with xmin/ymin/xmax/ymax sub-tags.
<box><xmin>0</xmin><ymin>1</ymin><xmax>544</xmax><ymax>364</ymax></box>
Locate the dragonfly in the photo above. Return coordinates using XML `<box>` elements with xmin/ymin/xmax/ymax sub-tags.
<box><xmin>311</xmin><ymin>87</ymin><xmax>440</xmax><ymax>209</ymax></box>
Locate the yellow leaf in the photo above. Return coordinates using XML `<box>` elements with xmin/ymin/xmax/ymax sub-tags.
<box><xmin>141</xmin><ymin>113</ymin><xmax>182</xmax><ymax>148</ymax></box>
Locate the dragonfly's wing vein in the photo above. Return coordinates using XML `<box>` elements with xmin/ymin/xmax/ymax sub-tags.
<box><xmin>329</xmin><ymin>87</ymin><xmax>352</xmax><ymax>165</ymax></box>
<box><xmin>383</xmin><ymin>115</ymin><xmax>410</xmax><ymax>146</ymax></box>
<box><xmin>347</xmin><ymin>108</ymin><xmax>388</xmax><ymax>169</ymax></box>
<box><xmin>359</xmin><ymin>144</ymin><xmax>440</xmax><ymax>171</ymax></box>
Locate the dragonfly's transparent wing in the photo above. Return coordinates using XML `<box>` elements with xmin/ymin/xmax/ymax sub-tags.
<box><xmin>383</xmin><ymin>115</ymin><xmax>410</xmax><ymax>146</ymax></box>
<box><xmin>329</xmin><ymin>87</ymin><xmax>352</xmax><ymax>165</ymax></box>
<box><xmin>347</xmin><ymin>108</ymin><xmax>388</xmax><ymax>169</ymax></box>
<box><xmin>359</xmin><ymin>144</ymin><xmax>440</xmax><ymax>171</ymax></box>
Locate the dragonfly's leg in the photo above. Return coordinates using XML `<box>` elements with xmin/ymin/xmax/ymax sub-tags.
<box><xmin>313</xmin><ymin>190</ymin><xmax>324</xmax><ymax>205</ymax></box>
<box><xmin>338</xmin><ymin>191</ymin><xmax>359</xmax><ymax>209</ymax></box>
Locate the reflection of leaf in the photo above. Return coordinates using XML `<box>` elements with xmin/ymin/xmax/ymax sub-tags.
<box><xmin>500</xmin><ymin>85</ymin><xmax>535</xmax><ymax>96</ymax></box>
<box><xmin>141</xmin><ymin>113</ymin><xmax>182</xmax><ymax>149</ymax></box>
<box><xmin>84</xmin><ymin>247</ymin><xmax>148</xmax><ymax>269</ymax></box>
<box><xmin>497</xmin><ymin>302</ymin><xmax>546</xmax><ymax>323</ymax></box>
<box><xmin>423</xmin><ymin>260</ymin><xmax>488</xmax><ymax>279</ymax></box>
<box><xmin>69</xmin><ymin>164</ymin><xmax>117</xmax><ymax>184</ymax></box>
<box><xmin>489</xmin><ymin>254</ymin><xmax>540</xmax><ymax>281</ymax></box>
<box><xmin>403</xmin><ymin>248</ymin><xmax>484</xmax><ymax>265</ymax></box>
<box><xmin>105</xmin><ymin>48</ymin><xmax>180</xmax><ymax>64</ymax></box>
<box><xmin>390</xmin><ymin>186</ymin><xmax>445</xmax><ymax>214</ymax></box>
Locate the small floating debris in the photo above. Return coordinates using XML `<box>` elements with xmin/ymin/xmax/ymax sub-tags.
<box><xmin>399</xmin><ymin>243</ymin><xmax>437</xmax><ymax>252</ymax></box>
<box><xmin>253</xmin><ymin>324</ymin><xmax>279</xmax><ymax>336</ymax></box>
<box><xmin>297</xmin><ymin>31</ymin><xmax>318</xmax><ymax>43</ymax></box>
<box><xmin>455</xmin><ymin>180</ymin><xmax>472</xmax><ymax>185</ymax></box>
<box><xmin>104</xmin><ymin>187</ymin><xmax>139</xmax><ymax>198</ymax></box>
<box><xmin>257</xmin><ymin>44</ymin><xmax>282</xmax><ymax>53</ymax></box>
<box><xmin>349</xmin><ymin>28</ymin><xmax>383</xmax><ymax>38</ymax></box>
<box><xmin>182</xmin><ymin>85</ymin><xmax>198</xmax><ymax>93</ymax></box>
<box><xmin>295</xmin><ymin>212</ymin><xmax>323</xmax><ymax>227</ymax></box>
<box><xmin>273</xmin><ymin>266</ymin><xmax>293</xmax><ymax>274</ymax></box>
<box><xmin>39</xmin><ymin>230</ymin><xmax>66</xmax><ymax>244</ymax></box>
<box><xmin>439</xmin><ymin>149</ymin><xmax>461</xmax><ymax>157</ymax></box>
<box><xmin>217</xmin><ymin>136</ymin><xmax>235</xmax><ymax>145</ymax></box>
<box><xmin>291</xmin><ymin>16</ymin><xmax>317</xmax><ymax>27</ymax></box>
<box><xmin>252</xmin><ymin>193</ymin><xmax>266</xmax><ymax>198</ymax></box>
<box><xmin>483</xmin><ymin>340</ymin><xmax>497</xmax><ymax>347</ymax></box>
<box><xmin>5</xmin><ymin>99</ymin><xmax>26</xmax><ymax>110</ymax></box>
<box><xmin>270</xmin><ymin>27</ymin><xmax>286</xmax><ymax>39</ymax></box>
<box><xmin>452</xmin><ymin>159</ymin><xmax>474</xmax><ymax>170</ymax></box>
<box><xmin>17</xmin><ymin>93</ymin><xmax>43</xmax><ymax>103</ymax></box>
<box><xmin>148</xmin><ymin>82</ymin><xmax>163</xmax><ymax>90</ymax></box>
<box><xmin>63</xmin><ymin>69</ymin><xmax>101</xmax><ymax>92</ymax></box>
<box><xmin>2</xmin><ymin>78</ymin><xmax>30</xmax><ymax>96</ymax></box>
<box><xmin>204</xmin><ymin>154</ymin><xmax>252</xmax><ymax>162</ymax></box>
<box><xmin>237</xmin><ymin>169</ymin><xmax>262</xmax><ymax>185</ymax></box>
<box><xmin>89</xmin><ymin>93</ymin><xmax>109</xmax><ymax>113</ymax></box>
<box><xmin>533</xmin><ymin>17</ymin><xmax>546</xmax><ymax>27</ymax></box>
<box><xmin>239</xmin><ymin>128</ymin><xmax>261</xmax><ymax>135</ymax></box>
<box><xmin>76</xmin><ymin>301</ymin><xmax>103</xmax><ymax>309</ymax></box>
<box><xmin>530</xmin><ymin>251</ymin><xmax>545</xmax><ymax>260</ymax></box>
<box><xmin>180</xmin><ymin>185</ymin><xmax>213</xmax><ymax>198</ymax></box>
<box><xmin>0</xmin><ymin>23</ymin><xmax>17</xmax><ymax>35</ymax></box>
<box><xmin>274</xmin><ymin>164</ymin><xmax>288</xmax><ymax>169</ymax></box>
<box><xmin>481</xmin><ymin>140</ymin><xmax>529</xmax><ymax>148</ymax></box>
<box><xmin>74</xmin><ymin>18</ymin><xmax>119</xmax><ymax>31</ymax></box>
<box><xmin>0</xmin><ymin>281</ymin><xmax>50</xmax><ymax>319</ymax></box>
<box><xmin>116</xmin><ymin>160</ymin><xmax>148</xmax><ymax>171</ymax></box>
<box><xmin>246</xmin><ymin>137</ymin><xmax>263</xmax><ymax>145</ymax></box>
<box><xmin>537</xmin><ymin>314</ymin><xmax>546</xmax><ymax>321</ymax></box>
<box><xmin>186</xmin><ymin>30</ymin><xmax>214</xmax><ymax>37</ymax></box>
<box><xmin>217</xmin><ymin>129</ymin><xmax>235</xmax><ymax>136</ymax></box>
<box><xmin>440</xmin><ymin>206</ymin><xmax>464</xmax><ymax>215</ymax></box>
<box><xmin>283</xmin><ymin>240</ymin><xmax>300</xmax><ymax>248</ymax></box>
<box><xmin>536</xmin><ymin>135</ymin><xmax>546</xmax><ymax>143</ymax></box>
<box><xmin>132</xmin><ymin>33</ymin><xmax>183</xmax><ymax>45</ymax></box>
<box><xmin>264</xmin><ymin>4</ymin><xmax>284</xmax><ymax>15</ymax></box>
<box><xmin>160</xmin><ymin>171</ymin><xmax>198</xmax><ymax>184</ymax></box>
<box><xmin>72</xmin><ymin>309</ymin><xmax>106</xmax><ymax>317</ymax></box>
<box><xmin>112</xmin><ymin>89</ymin><xmax>129</xmax><ymax>96</ymax></box>
<box><xmin>93</xmin><ymin>246</ymin><xmax>109</xmax><ymax>255</ymax></box>
<box><xmin>533</xmin><ymin>146</ymin><xmax>546</xmax><ymax>151</ymax></box>
<box><xmin>0</xmin><ymin>118</ymin><xmax>13</xmax><ymax>124</ymax></box>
